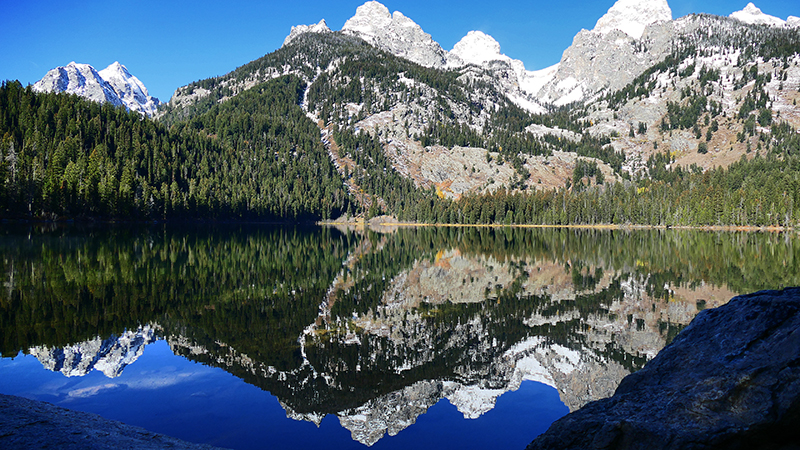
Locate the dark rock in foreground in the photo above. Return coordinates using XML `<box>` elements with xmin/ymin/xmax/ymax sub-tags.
<box><xmin>0</xmin><ymin>394</ymin><xmax>228</xmax><ymax>450</ymax></box>
<box><xmin>527</xmin><ymin>288</ymin><xmax>800</xmax><ymax>450</ymax></box>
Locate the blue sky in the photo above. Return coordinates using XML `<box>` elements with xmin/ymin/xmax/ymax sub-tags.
<box><xmin>1</xmin><ymin>1</ymin><xmax>797</xmax><ymax>102</ymax></box>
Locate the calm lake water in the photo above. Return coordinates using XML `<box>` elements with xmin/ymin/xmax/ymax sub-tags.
<box><xmin>1</xmin><ymin>224</ymin><xmax>798</xmax><ymax>449</ymax></box>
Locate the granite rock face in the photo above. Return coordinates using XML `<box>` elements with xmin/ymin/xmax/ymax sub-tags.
<box><xmin>341</xmin><ymin>1</ymin><xmax>448</xmax><ymax>68</ymax></box>
<box><xmin>527</xmin><ymin>288</ymin><xmax>800</xmax><ymax>450</ymax></box>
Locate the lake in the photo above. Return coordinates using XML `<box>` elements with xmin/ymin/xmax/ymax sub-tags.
<box><xmin>1</xmin><ymin>224</ymin><xmax>798</xmax><ymax>449</ymax></box>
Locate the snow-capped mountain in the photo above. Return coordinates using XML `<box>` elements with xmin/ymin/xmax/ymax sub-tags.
<box><xmin>98</xmin><ymin>62</ymin><xmax>161</xmax><ymax>117</ymax></box>
<box><xmin>450</xmin><ymin>31</ymin><xmax>511</xmax><ymax>67</ymax></box>
<box><xmin>30</xmin><ymin>325</ymin><xmax>158</xmax><ymax>378</ymax></box>
<box><xmin>340</xmin><ymin>1</ymin><xmax>449</xmax><ymax>68</ymax></box>
<box><xmin>33</xmin><ymin>62</ymin><xmax>161</xmax><ymax>117</ymax></box>
<box><xmin>593</xmin><ymin>0</ymin><xmax>672</xmax><ymax>39</ymax></box>
<box><xmin>730</xmin><ymin>2</ymin><xmax>795</xmax><ymax>27</ymax></box>
<box><xmin>282</xmin><ymin>1</ymin><xmax>548</xmax><ymax>112</ymax></box>
<box><xmin>277</xmin><ymin>0</ymin><xmax>675</xmax><ymax>110</ymax></box>
<box><xmin>449</xmin><ymin>30</ymin><xmax>550</xmax><ymax>113</ymax></box>
<box><xmin>33</xmin><ymin>62</ymin><xmax>123</xmax><ymax>108</ymax></box>
<box><xmin>532</xmin><ymin>0</ymin><xmax>677</xmax><ymax>106</ymax></box>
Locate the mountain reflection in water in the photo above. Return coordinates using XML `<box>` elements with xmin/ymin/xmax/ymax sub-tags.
<box><xmin>1</xmin><ymin>224</ymin><xmax>798</xmax><ymax>447</ymax></box>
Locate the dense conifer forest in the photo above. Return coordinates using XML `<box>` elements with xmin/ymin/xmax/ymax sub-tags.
<box><xmin>0</xmin><ymin>78</ymin><xmax>350</xmax><ymax>220</ymax></box>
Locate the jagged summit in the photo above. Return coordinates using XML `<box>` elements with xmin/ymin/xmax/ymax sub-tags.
<box><xmin>341</xmin><ymin>1</ymin><xmax>392</xmax><ymax>36</ymax></box>
<box><xmin>283</xmin><ymin>19</ymin><xmax>331</xmax><ymax>46</ymax></box>
<box><xmin>98</xmin><ymin>62</ymin><xmax>161</xmax><ymax>117</ymax></box>
<box><xmin>341</xmin><ymin>1</ymin><xmax>448</xmax><ymax>68</ymax></box>
<box><xmin>33</xmin><ymin>62</ymin><xmax>122</xmax><ymax>107</ymax></box>
<box><xmin>593</xmin><ymin>0</ymin><xmax>672</xmax><ymax>39</ymax></box>
<box><xmin>730</xmin><ymin>3</ymin><xmax>790</xmax><ymax>27</ymax></box>
<box><xmin>33</xmin><ymin>61</ymin><xmax>160</xmax><ymax>117</ymax></box>
<box><xmin>30</xmin><ymin>325</ymin><xmax>158</xmax><ymax>378</ymax></box>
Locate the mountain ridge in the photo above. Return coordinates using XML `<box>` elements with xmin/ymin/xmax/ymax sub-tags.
<box><xmin>33</xmin><ymin>61</ymin><xmax>161</xmax><ymax>117</ymax></box>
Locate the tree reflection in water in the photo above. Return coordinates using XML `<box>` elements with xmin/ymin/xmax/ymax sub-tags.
<box><xmin>1</xmin><ymin>224</ymin><xmax>797</xmax><ymax>445</ymax></box>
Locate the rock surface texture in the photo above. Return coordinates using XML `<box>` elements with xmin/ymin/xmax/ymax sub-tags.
<box><xmin>0</xmin><ymin>394</ymin><xmax>227</xmax><ymax>450</ymax></box>
<box><xmin>341</xmin><ymin>1</ymin><xmax>448</xmax><ymax>68</ymax></box>
<box><xmin>527</xmin><ymin>288</ymin><xmax>800</xmax><ymax>450</ymax></box>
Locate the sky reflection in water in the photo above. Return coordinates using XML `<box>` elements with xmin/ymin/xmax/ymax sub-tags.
<box><xmin>0</xmin><ymin>340</ymin><xmax>567</xmax><ymax>450</ymax></box>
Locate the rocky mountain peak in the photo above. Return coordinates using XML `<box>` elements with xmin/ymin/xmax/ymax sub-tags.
<box><xmin>342</xmin><ymin>1</ymin><xmax>393</xmax><ymax>36</ymax></box>
<box><xmin>101</xmin><ymin>61</ymin><xmax>130</xmax><ymax>77</ymax></box>
<box><xmin>593</xmin><ymin>0</ymin><xmax>672</xmax><ymax>39</ymax></box>
<box><xmin>98</xmin><ymin>62</ymin><xmax>161</xmax><ymax>117</ymax></box>
<box><xmin>283</xmin><ymin>19</ymin><xmax>331</xmax><ymax>46</ymax></box>
<box><xmin>341</xmin><ymin>1</ymin><xmax>448</xmax><ymax>68</ymax></box>
<box><xmin>33</xmin><ymin>62</ymin><xmax>120</xmax><ymax>106</ymax></box>
<box><xmin>33</xmin><ymin>61</ymin><xmax>160</xmax><ymax>117</ymax></box>
<box><xmin>730</xmin><ymin>2</ymin><xmax>787</xmax><ymax>27</ymax></box>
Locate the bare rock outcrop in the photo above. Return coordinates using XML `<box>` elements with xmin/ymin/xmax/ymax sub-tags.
<box><xmin>0</xmin><ymin>394</ymin><xmax>226</xmax><ymax>450</ymax></box>
<box><xmin>527</xmin><ymin>288</ymin><xmax>800</xmax><ymax>450</ymax></box>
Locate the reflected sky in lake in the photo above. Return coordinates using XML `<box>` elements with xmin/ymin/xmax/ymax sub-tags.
<box><xmin>1</xmin><ymin>340</ymin><xmax>566</xmax><ymax>450</ymax></box>
<box><xmin>1</xmin><ymin>224</ymin><xmax>798</xmax><ymax>449</ymax></box>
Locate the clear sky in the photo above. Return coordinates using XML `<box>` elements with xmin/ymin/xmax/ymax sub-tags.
<box><xmin>1</xmin><ymin>1</ymin><xmax>797</xmax><ymax>102</ymax></box>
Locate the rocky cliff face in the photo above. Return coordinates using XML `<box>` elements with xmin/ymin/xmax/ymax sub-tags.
<box><xmin>535</xmin><ymin>3</ymin><xmax>675</xmax><ymax>106</ymax></box>
<box><xmin>527</xmin><ymin>288</ymin><xmax>800</xmax><ymax>450</ymax></box>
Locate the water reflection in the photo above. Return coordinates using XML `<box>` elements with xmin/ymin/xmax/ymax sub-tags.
<box><xmin>1</xmin><ymin>225</ymin><xmax>797</xmax><ymax>446</ymax></box>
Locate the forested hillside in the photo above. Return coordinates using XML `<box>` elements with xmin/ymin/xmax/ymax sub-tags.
<box><xmin>0</xmin><ymin>78</ymin><xmax>350</xmax><ymax>220</ymax></box>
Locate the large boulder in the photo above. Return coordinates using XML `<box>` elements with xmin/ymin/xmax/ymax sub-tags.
<box><xmin>527</xmin><ymin>288</ymin><xmax>800</xmax><ymax>450</ymax></box>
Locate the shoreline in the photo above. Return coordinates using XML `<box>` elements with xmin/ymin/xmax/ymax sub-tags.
<box><xmin>318</xmin><ymin>220</ymin><xmax>796</xmax><ymax>233</ymax></box>
<box><xmin>1</xmin><ymin>217</ymin><xmax>794</xmax><ymax>233</ymax></box>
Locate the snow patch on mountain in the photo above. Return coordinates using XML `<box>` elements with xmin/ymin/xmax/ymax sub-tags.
<box><xmin>451</xmin><ymin>31</ymin><xmax>511</xmax><ymax>66</ymax></box>
<box><xmin>33</xmin><ymin>62</ymin><xmax>160</xmax><ymax>117</ymax></box>
<box><xmin>730</xmin><ymin>3</ymin><xmax>788</xmax><ymax>27</ymax></box>
<box><xmin>449</xmin><ymin>30</ymin><xmax>550</xmax><ymax>112</ymax></box>
<box><xmin>98</xmin><ymin>62</ymin><xmax>161</xmax><ymax>117</ymax></box>
<box><xmin>593</xmin><ymin>0</ymin><xmax>672</xmax><ymax>39</ymax></box>
<box><xmin>283</xmin><ymin>19</ymin><xmax>331</xmax><ymax>46</ymax></box>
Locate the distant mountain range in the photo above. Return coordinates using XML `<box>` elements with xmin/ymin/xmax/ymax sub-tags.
<box><xmin>32</xmin><ymin>1</ymin><xmax>798</xmax><ymax>116</ymax></box>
